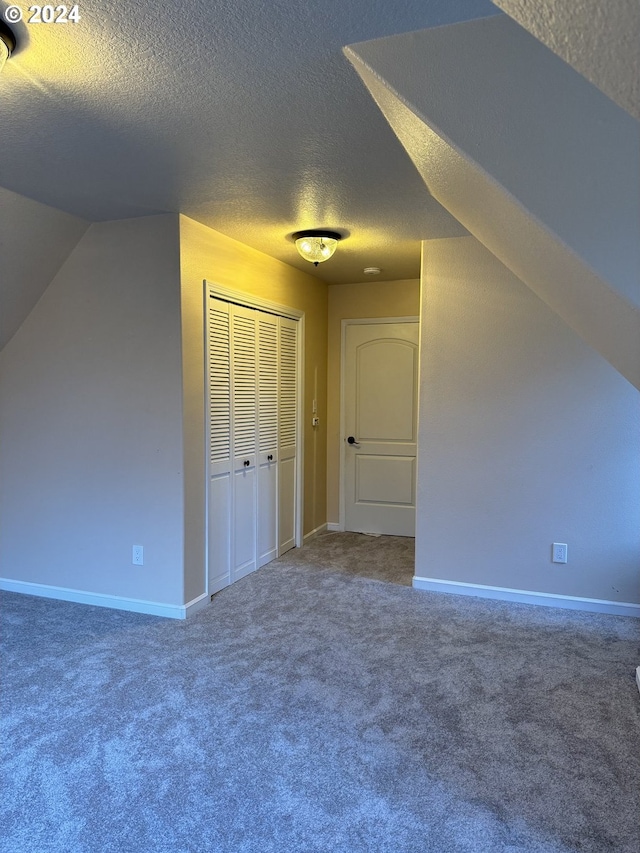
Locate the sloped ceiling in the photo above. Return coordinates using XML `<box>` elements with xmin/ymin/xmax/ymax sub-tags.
<box><xmin>0</xmin><ymin>0</ymin><xmax>499</xmax><ymax>292</ymax></box>
<box><xmin>494</xmin><ymin>0</ymin><xmax>640</xmax><ymax>120</ymax></box>
<box><xmin>1</xmin><ymin>2</ymin><xmax>637</xmax><ymax>357</ymax></box>
<box><xmin>345</xmin><ymin>15</ymin><xmax>640</xmax><ymax>389</ymax></box>
<box><xmin>0</xmin><ymin>188</ymin><xmax>88</xmax><ymax>349</ymax></box>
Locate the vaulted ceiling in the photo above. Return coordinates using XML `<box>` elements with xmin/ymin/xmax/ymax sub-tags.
<box><xmin>346</xmin><ymin>11</ymin><xmax>640</xmax><ymax>388</ymax></box>
<box><xmin>1</xmin><ymin>0</ymin><xmax>638</xmax><ymax>359</ymax></box>
<box><xmin>0</xmin><ymin>0</ymin><xmax>499</xmax><ymax>287</ymax></box>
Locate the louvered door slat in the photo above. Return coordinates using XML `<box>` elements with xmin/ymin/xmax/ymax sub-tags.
<box><xmin>231</xmin><ymin>311</ymin><xmax>257</xmax><ymax>458</ymax></box>
<box><xmin>258</xmin><ymin>315</ymin><xmax>278</xmax><ymax>452</ymax></box>
<box><xmin>208</xmin><ymin>302</ymin><xmax>231</xmax><ymax>467</ymax></box>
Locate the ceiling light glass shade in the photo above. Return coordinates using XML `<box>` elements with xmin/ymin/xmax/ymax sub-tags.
<box><xmin>293</xmin><ymin>230</ymin><xmax>342</xmax><ymax>266</ymax></box>
<box><xmin>0</xmin><ymin>40</ymin><xmax>8</xmax><ymax>73</ymax></box>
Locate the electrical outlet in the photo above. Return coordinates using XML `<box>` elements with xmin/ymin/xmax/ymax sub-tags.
<box><xmin>132</xmin><ymin>545</ymin><xmax>144</xmax><ymax>566</ymax></box>
<box><xmin>552</xmin><ymin>543</ymin><xmax>568</xmax><ymax>564</ymax></box>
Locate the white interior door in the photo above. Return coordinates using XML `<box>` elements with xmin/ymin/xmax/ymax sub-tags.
<box><xmin>343</xmin><ymin>321</ymin><xmax>419</xmax><ymax>536</ymax></box>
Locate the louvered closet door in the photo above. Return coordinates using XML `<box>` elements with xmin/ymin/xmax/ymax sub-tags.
<box><xmin>278</xmin><ymin>317</ymin><xmax>298</xmax><ymax>554</ymax></box>
<box><xmin>257</xmin><ymin>313</ymin><xmax>278</xmax><ymax>567</ymax></box>
<box><xmin>230</xmin><ymin>304</ymin><xmax>258</xmax><ymax>582</ymax></box>
<box><xmin>208</xmin><ymin>292</ymin><xmax>299</xmax><ymax>595</ymax></box>
<box><xmin>207</xmin><ymin>299</ymin><xmax>232</xmax><ymax>594</ymax></box>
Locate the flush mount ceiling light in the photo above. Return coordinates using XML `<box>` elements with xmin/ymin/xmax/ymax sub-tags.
<box><xmin>292</xmin><ymin>230</ymin><xmax>342</xmax><ymax>266</ymax></box>
<box><xmin>363</xmin><ymin>267</ymin><xmax>382</xmax><ymax>276</ymax></box>
<box><xmin>0</xmin><ymin>20</ymin><xmax>16</xmax><ymax>72</ymax></box>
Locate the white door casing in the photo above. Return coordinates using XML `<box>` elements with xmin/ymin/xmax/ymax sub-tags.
<box><xmin>278</xmin><ymin>317</ymin><xmax>298</xmax><ymax>555</ymax></box>
<box><xmin>342</xmin><ymin>319</ymin><xmax>419</xmax><ymax>536</ymax></box>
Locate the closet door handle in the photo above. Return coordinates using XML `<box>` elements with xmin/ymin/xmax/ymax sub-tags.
<box><xmin>267</xmin><ymin>454</ymin><xmax>273</xmax><ymax>461</ymax></box>
<box><xmin>243</xmin><ymin>459</ymin><xmax>250</xmax><ymax>467</ymax></box>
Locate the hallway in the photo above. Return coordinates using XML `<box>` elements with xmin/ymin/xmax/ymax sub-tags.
<box><xmin>280</xmin><ymin>531</ymin><xmax>415</xmax><ymax>587</ymax></box>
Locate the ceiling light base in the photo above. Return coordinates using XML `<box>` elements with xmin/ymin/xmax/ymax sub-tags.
<box><xmin>292</xmin><ymin>230</ymin><xmax>342</xmax><ymax>266</ymax></box>
<box><xmin>0</xmin><ymin>20</ymin><xmax>16</xmax><ymax>57</ymax></box>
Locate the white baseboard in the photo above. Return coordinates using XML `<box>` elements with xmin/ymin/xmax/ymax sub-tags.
<box><xmin>184</xmin><ymin>592</ymin><xmax>211</xmax><ymax>617</ymax></box>
<box><xmin>412</xmin><ymin>576</ymin><xmax>640</xmax><ymax>618</ymax></box>
<box><xmin>303</xmin><ymin>523</ymin><xmax>328</xmax><ymax>544</ymax></box>
<box><xmin>326</xmin><ymin>522</ymin><xmax>343</xmax><ymax>532</ymax></box>
<box><xmin>0</xmin><ymin>578</ymin><xmax>210</xmax><ymax>620</ymax></box>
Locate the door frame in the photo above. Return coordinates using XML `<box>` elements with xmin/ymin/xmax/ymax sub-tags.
<box><xmin>204</xmin><ymin>281</ymin><xmax>305</xmax><ymax>596</ymax></box>
<box><xmin>339</xmin><ymin>316</ymin><xmax>419</xmax><ymax>533</ymax></box>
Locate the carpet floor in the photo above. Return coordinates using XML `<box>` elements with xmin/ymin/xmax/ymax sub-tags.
<box><xmin>2</xmin><ymin>532</ymin><xmax>639</xmax><ymax>852</ymax></box>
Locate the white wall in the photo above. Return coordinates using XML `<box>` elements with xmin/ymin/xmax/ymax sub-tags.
<box><xmin>0</xmin><ymin>186</ymin><xmax>89</xmax><ymax>350</ymax></box>
<box><xmin>0</xmin><ymin>215</ymin><xmax>186</xmax><ymax>607</ymax></box>
<box><xmin>416</xmin><ymin>236</ymin><xmax>640</xmax><ymax>605</ymax></box>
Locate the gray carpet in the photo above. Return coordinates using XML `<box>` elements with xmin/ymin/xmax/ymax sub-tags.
<box><xmin>2</xmin><ymin>532</ymin><xmax>639</xmax><ymax>852</ymax></box>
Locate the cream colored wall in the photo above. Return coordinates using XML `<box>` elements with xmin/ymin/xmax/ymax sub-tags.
<box><xmin>326</xmin><ymin>279</ymin><xmax>420</xmax><ymax>524</ymax></box>
<box><xmin>179</xmin><ymin>215</ymin><xmax>328</xmax><ymax>600</ymax></box>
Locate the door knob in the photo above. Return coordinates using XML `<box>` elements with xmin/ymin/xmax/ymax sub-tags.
<box><xmin>347</xmin><ymin>436</ymin><xmax>359</xmax><ymax>445</ymax></box>
<box><xmin>244</xmin><ymin>459</ymin><xmax>250</xmax><ymax>467</ymax></box>
<box><xmin>267</xmin><ymin>454</ymin><xmax>273</xmax><ymax>461</ymax></box>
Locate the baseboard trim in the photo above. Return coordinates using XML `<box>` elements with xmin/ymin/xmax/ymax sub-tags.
<box><xmin>184</xmin><ymin>592</ymin><xmax>211</xmax><ymax>618</ymax></box>
<box><xmin>0</xmin><ymin>578</ymin><xmax>209</xmax><ymax>620</ymax></box>
<box><xmin>412</xmin><ymin>576</ymin><xmax>640</xmax><ymax>618</ymax></box>
<box><xmin>326</xmin><ymin>522</ymin><xmax>343</xmax><ymax>532</ymax></box>
<box><xmin>303</xmin><ymin>523</ymin><xmax>328</xmax><ymax>544</ymax></box>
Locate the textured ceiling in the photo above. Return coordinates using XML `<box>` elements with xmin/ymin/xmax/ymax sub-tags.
<box><xmin>346</xmin><ymin>17</ymin><xmax>640</xmax><ymax>388</ymax></box>
<box><xmin>493</xmin><ymin>0</ymin><xmax>640</xmax><ymax>120</ymax></box>
<box><xmin>348</xmin><ymin>16</ymin><xmax>640</xmax><ymax>306</ymax></box>
<box><xmin>0</xmin><ymin>0</ymin><xmax>499</xmax><ymax>285</ymax></box>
